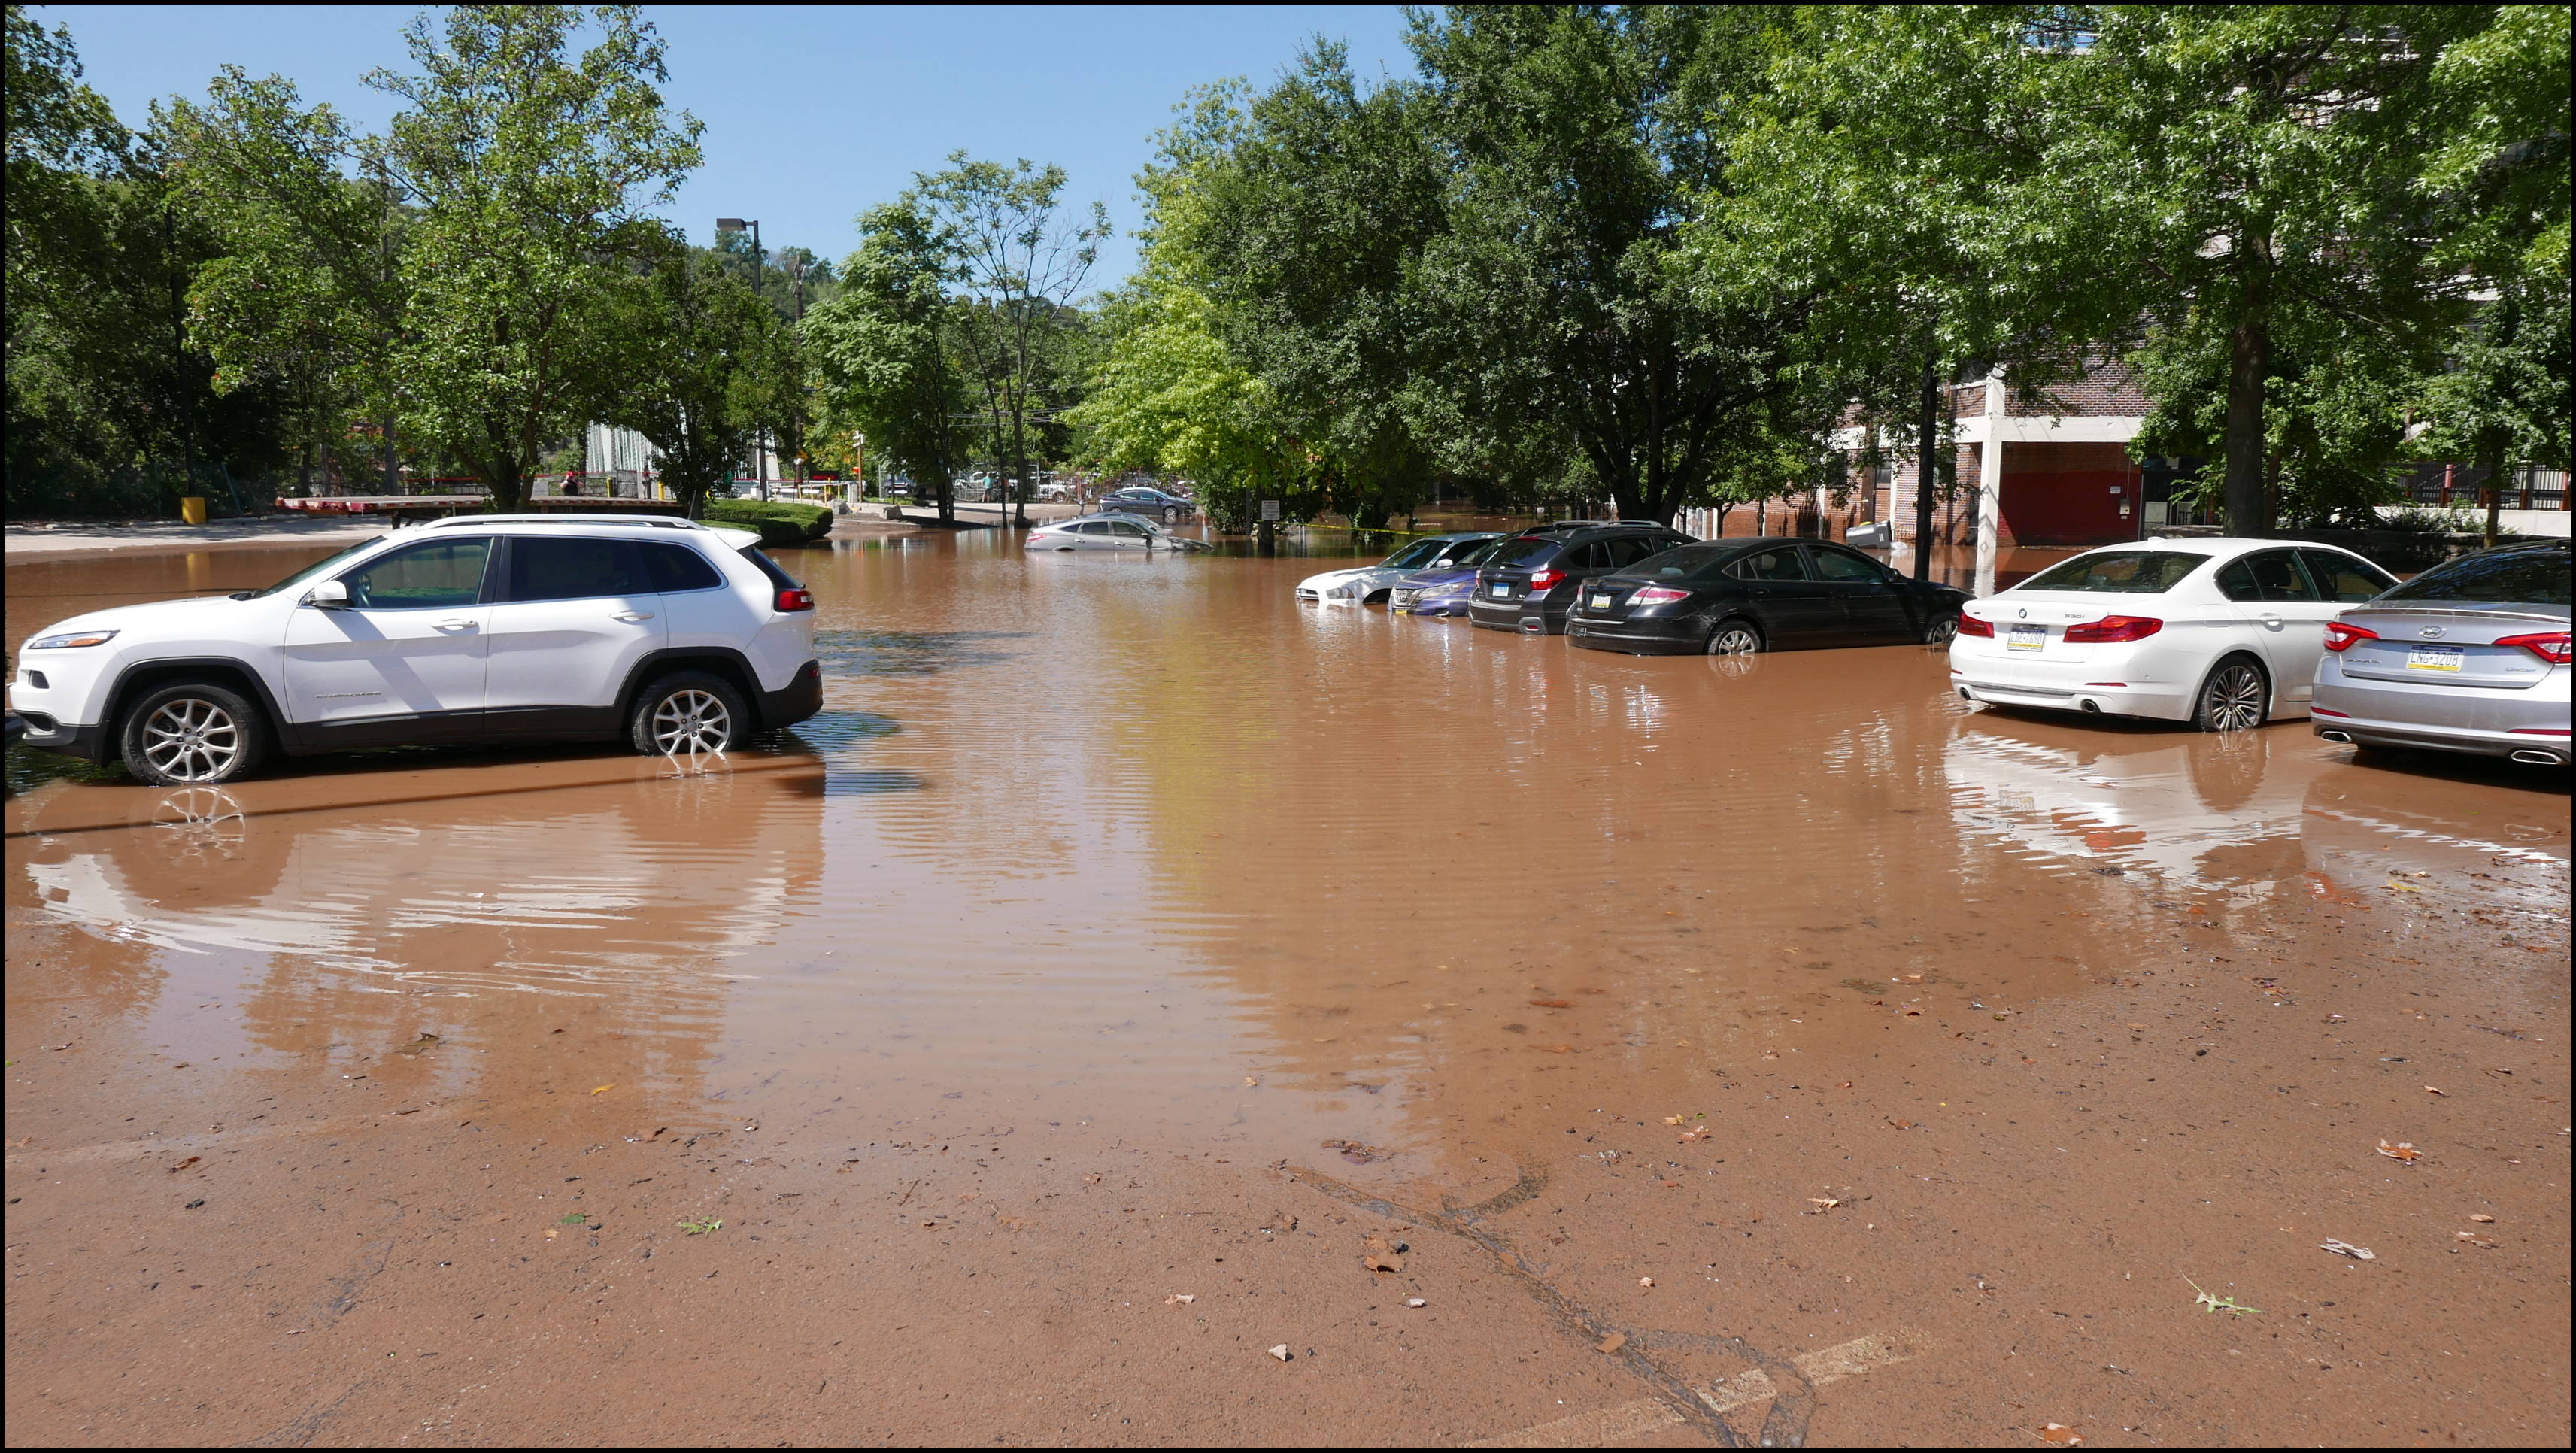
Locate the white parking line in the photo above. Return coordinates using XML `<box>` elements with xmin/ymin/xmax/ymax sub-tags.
<box><xmin>1462</xmin><ymin>1332</ymin><xmax>1916</xmax><ymax>1448</ymax></box>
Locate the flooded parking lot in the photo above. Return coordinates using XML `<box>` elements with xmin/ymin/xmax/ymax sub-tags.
<box><xmin>8</xmin><ymin>532</ymin><xmax>2569</xmax><ymax>1447</ymax></box>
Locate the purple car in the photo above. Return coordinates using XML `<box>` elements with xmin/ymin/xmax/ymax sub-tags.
<box><xmin>1388</xmin><ymin>537</ymin><xmax>1519</xmax><ymax>616</ymax></box>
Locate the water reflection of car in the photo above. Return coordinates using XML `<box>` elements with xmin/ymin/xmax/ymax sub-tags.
<box><xmin>1025</xmin><ymin>514</ymin><xmax>1207</xmax><ymax>552</ymax></box>
<box><xmin>1390</xmin><ymin>537</ymin><xmax>1519</xmax><ymax>616</ymax></box>
<box><xmin>2313</xmin><ymin>539</ymin><xmax>2571</xmax><ymax>765</ymax></box>
<box><xmin>1567</xmin><ymin>538</ymin><xmax>1969</xmax><ymax>654</ymax></box>
<box><xmin>1953</xmin><ymin>538</ymin><xmax>2395</xmax><ymax>731</ymax></box>
<box><xmin>1098</xmin><ymin>486</ymin><xmax>1197</xmax><ymax>525</ymax></box>
<box><xmin>1298</xmin><ymin>533</ymin><xmax>1503</xmax><ymax>607</ymax></box>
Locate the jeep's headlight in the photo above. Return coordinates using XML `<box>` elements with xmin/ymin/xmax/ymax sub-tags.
<box><xmin>28</xmin><ymin>629</ymin><xmax>117</xmax><ymax>649</ymax></box>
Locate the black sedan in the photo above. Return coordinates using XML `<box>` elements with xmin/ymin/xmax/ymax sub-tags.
<box><xmin>1566</xmin><ymin>538</ymin><xmax>1969</xmax><ymax>654</ymax></box>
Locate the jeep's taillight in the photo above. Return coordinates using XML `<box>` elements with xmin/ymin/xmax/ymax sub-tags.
<box><xmin>775</xmin><ymin>588</ymin><xmax>815</xmax><ymax>612</ymax></box>
<box><xmin>2321</xmin><ymin>621</ymin><xmax>2378</xmax><ymax>652</ymax></box>
<box><xmin>1956</xmin><ymin>614</ymin><xmax>1994</xmax><ymax>638</ymax></box>
<box><xmin>1631</xmin><ymin>586</ymin><xmax>1690</xmax><ymax>605</ymax></box>
<box><xmin>2496</xmin><ymin>630</ymin><xmax>2572</xmax><ymax>665</ymax></box>
<box><xmin>2064</xmin><ymin>615</ymin><xmax>2162</xmax><ymax>643</ymax></box>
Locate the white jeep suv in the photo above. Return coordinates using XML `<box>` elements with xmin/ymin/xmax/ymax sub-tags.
<box><xmin>8</xmin><ymin>514</ymin><xmax>824</xmax><ymax>786</ymax></box>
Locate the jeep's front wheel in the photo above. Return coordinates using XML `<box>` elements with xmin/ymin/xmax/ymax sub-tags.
<box><xmin>120</xmin><ymin>681</ymin><xmax>269</xmax><ymax>786</ymax></box>
<box><xmin>629</xmin><ymin>672</ymin><xmax>748</xmax><ymax>756</ymax></box>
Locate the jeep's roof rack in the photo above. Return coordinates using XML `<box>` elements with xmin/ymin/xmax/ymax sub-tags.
<box><xmin>420</xmin><ymin>513</ymin><xmax>705</xmax><ymax>529</ymax></box>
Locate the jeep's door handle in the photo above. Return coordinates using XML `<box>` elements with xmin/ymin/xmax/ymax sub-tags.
<box><xmin>435</xmin><ymin>619</ymin><xmax>478</xmax><ymax>632</ymax></box>
<box><xmin>614</xmin><ymin>611</ymin><xmax>655</xmax><ymax>623</ymax></box>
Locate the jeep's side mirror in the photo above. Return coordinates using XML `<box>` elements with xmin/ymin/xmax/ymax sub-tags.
<box><xmin>306</xmin><ymin>579</ymin><xmax>350</xmax><ymax>608</ymax></box>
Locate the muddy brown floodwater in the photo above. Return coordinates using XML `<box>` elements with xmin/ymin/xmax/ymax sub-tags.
<box><xmin>6</xmin><ymin>533</ymin><xmax>2569</xmax><ymax>1448</ymax></box>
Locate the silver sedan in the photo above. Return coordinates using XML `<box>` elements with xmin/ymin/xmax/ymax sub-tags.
<box><xmin>2312</xmin><ymin>539</ymin><xmax>2570</xmax><ymax>764</ymax></box>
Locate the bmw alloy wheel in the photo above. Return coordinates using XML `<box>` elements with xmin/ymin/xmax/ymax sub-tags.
<box><xmin>138</xmin><ymin>696</ymin><xmax>243</xmax><ymax>783</ymax></box>
<box><xmin>650</xmin><ymin>688</ymin><xmax>734</xmax><ymax>754</ymax></box>
<box><xmin>2199</xmin><ymin>660</ymin><xmax>2268</xmax><ymax>732</ymax></box>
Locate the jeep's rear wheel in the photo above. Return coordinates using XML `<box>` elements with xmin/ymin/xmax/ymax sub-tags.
<box><xmin>120</xmin><ymin>681</ymin><xmax>269</xmax><ymax>786</ymax></box>
<box><xmin>629</xmin><ymin>672</ymin><xmax>748</xmax><ymax>756</ymax></box>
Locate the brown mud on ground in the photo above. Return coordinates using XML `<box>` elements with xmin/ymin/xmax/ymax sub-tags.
<box><xmin>5</xmin><ymin>536</ymin><xmax>2568</xmax><ymax>1447</ymax></box>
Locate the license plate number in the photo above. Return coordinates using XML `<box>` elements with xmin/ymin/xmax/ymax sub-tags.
<box><xmin>1590</xmin><ymin>593</ymin><xmax>1613</xmax><ymax>609</ymax></box>
<box><xmin>1491</xmin><ymin>582</ymin><xmax>1510</xmax><ymax>596</ymax></box>
<box><xmin>2405</xmin><ymin>646</ymin><xmax>2465</xmax><ymax>672</ymax></box>
<box><xmin>2007</xmin><ymin>626</ymin><xmax>2047</xmax><ymax>651</ymax></box>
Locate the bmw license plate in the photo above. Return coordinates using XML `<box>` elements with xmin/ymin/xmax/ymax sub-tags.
<box><xmin>1589</xmin><ymin>593</ymin><xmax>1613</xmax><ymax>609</ymax></box>
<box><xmin>2405</xmin><ymin>645</ymin><xmax>2465</xmax><ymax>672</ymax></box>
<box><xmin>2007</xmin><ymin>625</ymin><xmax>2047</xmax><ymax>651</ymax></box>
<box><xmin>1491</xmin><ymin>582</ymin><xmax>1510</xmax><ymax>596</ymax></box>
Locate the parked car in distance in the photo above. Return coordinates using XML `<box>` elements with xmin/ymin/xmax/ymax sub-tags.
<box><xmin>1467</xmin><ymin>522</ymin><xmax>1696</xmax><ymax>635</ymax></box>
<box><xmin>1390</xmin><ymin>537</ymin><xmax>1522</xmax><ymax>616</ymax></box>
<box><xmin>2311</xmin><ymin>538</ymin><xmax>2570</xmax><ymax>765</ymax></box>
<box><xmin>1100</xmin><ymin>486</ymin><xmax>1197</xmax><ymax>524</ymax></box>
<box><xmin>1026</xmin><ymin>514</ymin><xmax>1206</xmax><ymax>551</ymax></box>
<box><xmin>1567</xmin><ymin>538</ymin><xmax>1971</xmax><ymax>654</ymax></box>
<box><xmin>1299</xmin><ymin>533</ymin><xmax>1504</xmax><ymax>607</ymax></box>
<box><xmin>8</xmin><ymin>514</ymin><xmax>824</xmax><ymax>785</ymax></box>
<box><xmin>1951</xmin><ymin>537</ymin><xmax>2397</xmax><ymax>730</ymax></box>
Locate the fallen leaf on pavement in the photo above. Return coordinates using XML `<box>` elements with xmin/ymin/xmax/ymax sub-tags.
<box><xmin>1808</xmin><ymin>1197</ymin><xmax>1842</xmax><ymax>1211</ymax></box>
<box><xmin>2454</xmin><ymin>1230</ymin><xmax>2497</xmax><ymax>1248</ymax></box>
<box><xmin>1404</xmin><ymin>1297</ymin><xmax>1426</xmax><ymax>1308</ymax></box>
<box><xmin>1082</xmin><ymin>1173</ymin><xmax>1103</xmax><ymax>1184</ymax></box>
<box><xmin>1597</xmin><ymin>1332</ymin><xmax>1627</xmax><ymax>1354</ymax></box>
<box><xmin>589</xmin><ymin>1084</ymin><xmax>615</xmax><ymax>1095</ymax></box>
<box><xmin>1268</xmin><ymin>1345</ymin><xmax>1292</xmax><ymax>1362</ymax></box>
<box><xmin>1243</xmin><ymin>1076</ymin><xmax>1259</xmax><ymax>1087</ymax></box>
<box><xmin>1262</xmin><ymin>1211</ymin><xmax>1297</xmax><ymax>1233</ymax></box>
<box><xmin>1679</xmin><ymin>1126</ymin><xmax>1711</xmax><ymax>1142</ymax></box>
<box><xmin>2424</xmin><ymin>1085</ymin><xmax>2447</xmax><ymax>1097</ymax></box>
<box><xmin>1637</xmin><ymin>1276</ymin><xmax>1654</xmax><ymax>1288</ymax></box>
<box><xmin>167</xmin><ymin>1155</ymin><xmax>199</xmax><ymax>1174</ymax></box>
<box><xmin>1363</xmin><ymin>1253</ymin><xmax>1405</xmax><ymax>1273</ymax></box>
<box><xmin>2320</xmin><ymin>1239</ymin><xmax>2375</xmax><ymax>1260</ymax></box>
<box><xmin>1165</xmin><ymin>1294</ymin><xmax>1196</xmax><ymax>1305</ymax></box>
<box><xmin>2376</xmin><ymin>1140</ymin><xmax>2423</xmax><ymax>1163</ymax></box>
<box><xmin>1529</xmin><ymin>998</ymin><xmax>1573</xmax><ymax>1009</ymax></box>
<box><xmin>1886</xmin><ymin>1118</ymin><xmax>1916</xmax><ymax>1130</ymax></box>
<box><xmin>2038</xmin><ymin>1424</ymin><xmax>2083</xmax><ymax>1446</ymax></box>
<box><xmin>2469</xmin><ymin>1214</ymin><xmax>2496</xmax><ymax>1224</ymax></box>
<box><xmin>396</xmin><ymin>1033</ymin><xmax>441</xmax><ymax>1056</ymax></box>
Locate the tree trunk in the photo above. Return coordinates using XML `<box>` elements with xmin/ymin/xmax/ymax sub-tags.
<box><xmin>2223</xmin><ymin>273</ymin><xmax>2272</xmax><ymax>537</ymax></box>
<box><xmin>1913</xmin><ymin>356</ymin><xmax>1940</xmax><ymax>581</ymax></box>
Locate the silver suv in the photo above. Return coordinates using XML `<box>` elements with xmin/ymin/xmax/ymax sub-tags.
<box><xmin>8</xmin><ymin>514</ymin><xmax>823</xmax><ymax>785</ymax></box>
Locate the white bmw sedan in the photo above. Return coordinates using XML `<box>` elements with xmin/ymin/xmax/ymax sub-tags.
<box><xmin>1950</xmin><ymin>538</ymin><xmax>2397</xmax><ymax>730</ymax></box>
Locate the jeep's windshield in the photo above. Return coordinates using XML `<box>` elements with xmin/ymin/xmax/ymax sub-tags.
<box><xmin>237</xmin><ymin>541</ymin><xmax>373</xmax><ymax>599</ymax></box>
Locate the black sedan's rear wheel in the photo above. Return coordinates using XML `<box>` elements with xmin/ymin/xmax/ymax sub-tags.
<box><xmin>1922</xmin><ymin>612</ymin><xmax>1959</xmax><ymax>646</ymax></box>
<box><xmin>1704</xmin><ymin>618</ymin><xmax>1764</xmax><ymax>656</ymax></box>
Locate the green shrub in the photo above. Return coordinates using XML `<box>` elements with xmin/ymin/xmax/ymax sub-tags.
<box><xmin>702</xmin><ymin>497</ymin><xmax>833</xmax><ymax>548</ymax></box>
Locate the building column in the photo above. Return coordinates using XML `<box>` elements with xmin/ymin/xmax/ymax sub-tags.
<box><xmin>1974</xmin><ymin>368</ymin><xmax>2006</xmax><ymax>597</ymax></box>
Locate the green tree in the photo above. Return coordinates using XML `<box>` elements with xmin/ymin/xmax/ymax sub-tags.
<box><xmin>369</xmin><ymin>4</ymin><xmax>701</xmax><ymax>511</ymax></box>
<box><xmin>911</xmin><ymin>153</ymin><xmax>1109</xmax><ymax>527</ymax></box>
<box><xmin>804</xmin><ymin>199</ymin><xmax>975</xmax><ymax>520</ymax></box>
<box><xmin>606</xmin><ymin>232</ymin><xmax>773</xmax><ymax>518</ymax></box>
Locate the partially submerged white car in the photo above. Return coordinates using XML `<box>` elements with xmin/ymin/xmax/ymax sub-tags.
<box><xmin>1950</xmin><ymin>537</ymin><xmax>2396</xmax><ymax>729</ymax></box>
<box><xmin>1295</xmin><ymin>533</ymin><xmax>1505</xmax><ymax>606</ymax></box>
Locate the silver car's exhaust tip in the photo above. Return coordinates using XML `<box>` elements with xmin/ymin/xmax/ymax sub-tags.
<box><xmin>2318</xmin><ymin>730</ymin><xmax>2355</xmax><ymax>744</ymax></box>
<box><xmin>2510</xmin><ymin>749</ymin><xmax>2565</xmax><ymax>765</ymax></box>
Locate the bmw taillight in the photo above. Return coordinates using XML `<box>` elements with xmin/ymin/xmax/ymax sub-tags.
<box><xmin>2497</xmin><ymin>630</ymin><xmax>2572</xmax><ymax>664</ymax></box>
<box><xmin>1631</xmin><ymin>586</ymin><xmax>1689</xmax><ymax>605</ymax></box>
<box><xmin>1956</xmin><ymin>614</ymin><xmax>1995</xmax><ymax>638</ymax></box>
<box><xmin>2321</xmin><ymin>621</ymin><xmax>2378</xmax><ymax>652</ymax></box>
<box><xmin>775</xmin><ymin>588</ymin><xmax>815</xmax><ymax>612</ymax></box>
<box><xmin>1524</xmin><ymin>569</ymin><xmax>1564</xmax><ymax>595</ymax></box>
<box><xmin>2064</xmin><ymin>615</ymin><xmax>2162</xmax><ymax>643</ymax></box>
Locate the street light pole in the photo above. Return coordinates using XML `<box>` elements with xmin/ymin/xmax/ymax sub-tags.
<box><xmin>717</xmin><ymin>217</ymin><xmax>769</xmax><ymax>501</ymax></box>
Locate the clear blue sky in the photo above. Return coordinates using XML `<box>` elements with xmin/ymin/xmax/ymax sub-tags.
<box><xmin>38</xmin><ymin>3</ymin><xmax>1416</xmax><ymax>290</ymax></box>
